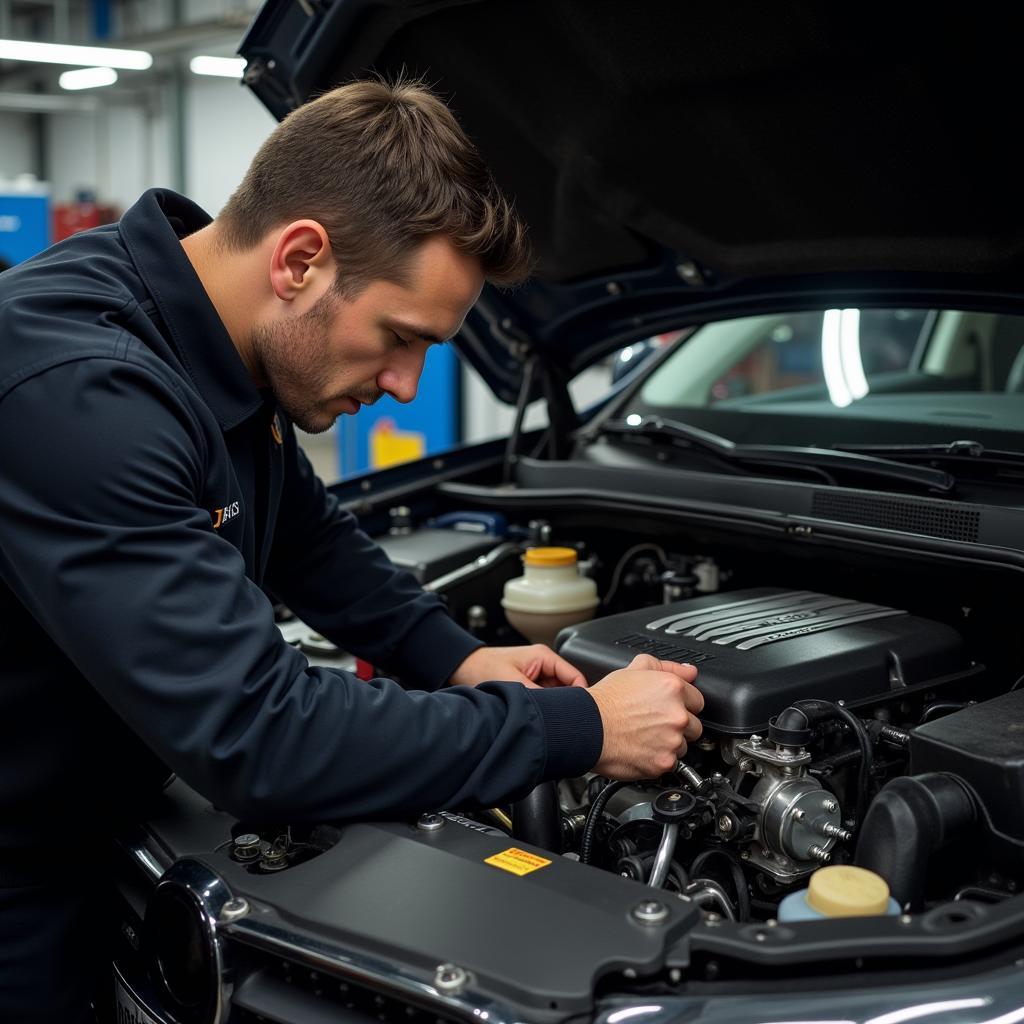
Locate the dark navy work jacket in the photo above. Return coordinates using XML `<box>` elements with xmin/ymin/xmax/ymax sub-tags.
<box><xmin>0</xmin><ymin>190</ymin><xmax>602</xmax><ymax>1018</ymax></box>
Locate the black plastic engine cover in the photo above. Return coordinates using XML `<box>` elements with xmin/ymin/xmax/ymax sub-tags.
<box><xmin>556</xmin><ymin>587</ymin><xmax>967</xmax><ymax>733</ymax></box>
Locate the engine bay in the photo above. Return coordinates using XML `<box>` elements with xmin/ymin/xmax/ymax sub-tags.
<box><xmin>120</xmin><ymin>503</ymin><xmax>1024</xmax><ymax>1023</ymax></box>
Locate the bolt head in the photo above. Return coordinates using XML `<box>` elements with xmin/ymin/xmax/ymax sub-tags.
<box><xmin>434</xmin><ymin>963</ymin><xmax>469</xmax><ymax>994</ymax></box>
<box><xmin>219</xmin><ymin>897</ymin><xmax>250</xmax><ymax>923</ymax></box>
<box><xmin>632</xmin><ymin>900</ymin><xmax>669</xmax><ymax>925</ymax></box>
<box><xmin>668</xmin><ymin>792</ymin><xmax>682</xmax><ymax>802</ymax></box>
<box><xmin>717</xmin><ymin>814</ymin><xmax>733</xmax><ymax>834</ymax></box>
<box><xmin>417</xmin><ymin>813</ymin><xmax>445</xmax><ymax>832</ymax></box>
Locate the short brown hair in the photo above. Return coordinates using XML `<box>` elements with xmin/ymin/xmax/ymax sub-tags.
<box><xmin>218</xmin><ymin>77</ymin><xmax>532</xmax><ymax>293</ymax></box>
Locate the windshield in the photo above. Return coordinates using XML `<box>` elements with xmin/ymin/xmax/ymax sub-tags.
<box><xmin>617</xmin><ymin>308</ymin><xmax>1024</xmax><ymax>446</ymax></box>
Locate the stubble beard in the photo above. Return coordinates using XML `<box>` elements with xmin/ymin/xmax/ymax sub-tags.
<box><xmin>251</xmin><ymin>292</ymin><xmax>341</xmax><ymax>435</ymax></box>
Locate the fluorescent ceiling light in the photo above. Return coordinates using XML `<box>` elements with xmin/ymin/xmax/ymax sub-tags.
<box><xmin>190</xmin><ymin>55</ymin><xmax>246</xmax><ymax>78</ymax></box>
<box><xmin>822</xmin><ymin>308</ymin><xmax>852</xmax><ymax>408</ymax></box>
<box><xmin>822</xmin><ymin>307</ymin><xmax>870</xmax><ymax>407</ymax></box>
<box><xmin>838</xmin><ymin>307</ymin><xmax>869</xmax><ymax>400</ymax></box>
<box><xmin>59</xmin><ymin>66</ymin><xmax>117</xmax><ymax>91</ymax></box>
<box><xmin>0</xmin><ymin>39</ymin><xmax>151</xmax><ymax>70</ymax></box>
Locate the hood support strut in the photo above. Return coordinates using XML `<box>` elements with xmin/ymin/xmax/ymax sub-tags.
<box><xmin>502</xmin><ymin>348</ymin><xmax>581</xmax><ymax>483</ymax></box>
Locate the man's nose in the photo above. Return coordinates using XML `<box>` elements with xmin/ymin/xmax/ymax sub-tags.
<box><xmin>379</xmin><ymin>347</ymin><xmax>426</xmax><ymax>405</ymax></box>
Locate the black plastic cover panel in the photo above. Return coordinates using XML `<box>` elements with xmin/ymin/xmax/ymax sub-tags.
<box><xmin>911</xmin><ymin>689</ymin><xmax>1024</xmax><ymax>846</ymax></box>
<box><xmin>377</xmin><ymin>528</ymin><xmax>497</xmax><ymax>583</ymax></box>
<box><xmin>207</xmin><ymin>818</ymin><xmax>698</xmax><ymax>1018</ymax></box>
<box><xmin>557</xmin><ymin>587</ymin><xmax>968</xmax><ymax>733</ymax></box>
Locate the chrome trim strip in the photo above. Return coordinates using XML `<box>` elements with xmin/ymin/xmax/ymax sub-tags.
<box><xmin>710</xmin><ymin>601</ymin><xmax>886</xmax><ymax>645</ymax></box>
<box><xmin>130</xmin><ymin>845</ymin><xmax>166</xmax><ymax>884</ymax></box>
<box><xmin>119</xmin><ymin>829</ymin><xmax>174</xmax><ymax>884</ymax></box>
<box><xmin>735</xmin><ymin>609</ymin><xmax>906</xmax><ymax>649</ymax></box>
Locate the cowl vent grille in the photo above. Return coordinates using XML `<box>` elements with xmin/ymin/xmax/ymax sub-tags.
<box><xmin>811</xmin><ymin>492</ymin><xmax>980</xmax><ymax>542</ymax></box>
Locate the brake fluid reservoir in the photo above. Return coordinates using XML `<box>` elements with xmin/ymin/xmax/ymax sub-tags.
<box><xmin>501</xmin><ymin>547</ymin><xmax>600</xmax><ymax>646</ymax></box>
<box><xmin>778</xmin><ymin>865</ymin><xmax>900</xmax><ymax>922</ymax></box>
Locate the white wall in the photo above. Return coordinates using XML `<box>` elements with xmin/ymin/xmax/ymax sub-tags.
<box><xmin>185</xmin><ymin>75</ymin><xmax>276</xmax><ymax>216</ymax></box>
<box><xmin>37</xmin><ymin>90</ymin><xmax>176</xmax><ymax>211</ymax></box>
<box><xmin>0</xmin><ymin>112</ymin><xmax>35</xmax><ymax>178</ymax></box>
<box><xmin>44</xmin><ymin>111</ymin><xmax>98</xmax><ymax>202</ymax></box>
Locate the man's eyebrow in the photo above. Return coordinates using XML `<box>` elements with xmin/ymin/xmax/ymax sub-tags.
<box><xmin>390</xmin><ymin>320</ymin><xmax>452</xmax><ymax>345</ymax></box>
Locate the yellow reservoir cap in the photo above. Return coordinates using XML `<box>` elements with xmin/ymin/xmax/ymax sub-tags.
<box><xmin>807</xmin><ymin>865</ymin><xmax>892</xmax><ymax>917</ymax></box>
<box><xmin>524</xmin><ymin>546</ymin><xmax>578</xmax><ymax>568</ymax></box>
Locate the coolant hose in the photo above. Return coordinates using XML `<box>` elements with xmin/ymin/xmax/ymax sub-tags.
<box><xmin>855</xmin><ymin>772</ymin><xmax>977</xmax><ymax>910</ymax></box>
<box><xmin>512</xmin><ymin>782</ymin><xmax>563</xmax><ymax>854</ymax></box>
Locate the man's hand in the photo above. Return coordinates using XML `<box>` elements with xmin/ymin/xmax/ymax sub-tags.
<box><xmin>587</xmin><ymin>654</ymin><xmax>705</xmax><ymax>779</ymax></box>
<box><xmin>448</xmin><ymin>644</ymin><xmax>588</xmax><ymax>689</ymax></box>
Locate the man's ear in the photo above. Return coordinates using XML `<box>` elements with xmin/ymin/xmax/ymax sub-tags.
<box><xmin>269</xmin><ymin>220</ymin><xmax>333</xmax><ymax>302</ymax></box>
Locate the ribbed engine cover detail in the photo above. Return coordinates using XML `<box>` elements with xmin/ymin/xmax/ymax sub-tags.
<box><xmin>556</xmin><ymin>587</ymin><xmax>968</xmax><ymax>733</ymax></box>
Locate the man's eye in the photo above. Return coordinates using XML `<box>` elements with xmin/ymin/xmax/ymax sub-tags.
<box><xmin>391</xmin><ymin>331</ymin><xmax>411</xmax><ymax>349</ymax></box>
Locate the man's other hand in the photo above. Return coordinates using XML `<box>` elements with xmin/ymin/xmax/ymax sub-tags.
<box><xmin>587</xmin><ymin>654</ymin><xmax>704</xmax><ymax>779</ymax></box>
<box><xmin>448</xmin><ymin>644</ymin><xmax>588</xmax><ymax>689</ymax></box>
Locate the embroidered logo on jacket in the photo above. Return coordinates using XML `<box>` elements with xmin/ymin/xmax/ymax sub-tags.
<box><xmin>211</xmin><ymin>501</ymin><xmax>240</xmax><ymax>529</ymax></box>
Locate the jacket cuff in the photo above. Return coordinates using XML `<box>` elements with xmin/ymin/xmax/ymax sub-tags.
<box><xmin>524</xmin><ymin>687</ymin><xmax>604</xmax><ymax>780</ymax></box>
<box><xmin>389</xmin><ymin>609</ymin><xmax>484</xmax><ymax>691</ymax></box>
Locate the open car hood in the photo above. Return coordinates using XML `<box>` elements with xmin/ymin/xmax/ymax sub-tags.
<box><xmin>239</xmin><ymin>1</ymin><xmax>1024</xmax><ymax>401</ymax></box>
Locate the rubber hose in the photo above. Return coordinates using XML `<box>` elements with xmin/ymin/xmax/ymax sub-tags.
<box><xmin>579</xmin><ymin>780</ymin><xmax>628</xmax><ymax>865</ymax></box>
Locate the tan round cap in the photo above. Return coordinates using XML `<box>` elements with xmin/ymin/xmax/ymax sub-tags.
<box><xmin>524</xmin><ymin>546</ymin><xmax>578</xmax><ymax>567</ymax></box>
<box><xmin>806</xmin><ymin>865</ymin><xmax>891</xmax><ymax>917</ymax></box>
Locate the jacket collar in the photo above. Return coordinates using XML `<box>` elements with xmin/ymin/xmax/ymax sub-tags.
<box><xmin>118</xmin><ymin>188</ymin><xmax>264</xmax><ymax>431</ymax></box>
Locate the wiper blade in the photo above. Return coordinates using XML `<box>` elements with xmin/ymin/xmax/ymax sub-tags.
<box><xmin>601</xmin><ymin>416</ymin><xmax>955</xmax><ymax>493</ymax></box>
<box><xmin>838</xmin><ymin>440</ymin><xmax>1024</xmax><ymax>469</ymax></box>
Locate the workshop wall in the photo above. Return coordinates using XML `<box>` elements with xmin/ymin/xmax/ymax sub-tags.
<box><xmin>184</xmin><ymin>75</ymin><xmax>275</xmax><ymax>216</ymax></box>
<box><xmin>0</xmin><ymin>113</ymin><xmax>34</xmax><ymax>179</ymax></box>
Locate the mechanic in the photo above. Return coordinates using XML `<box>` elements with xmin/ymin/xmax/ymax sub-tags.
<box><xmin>0</xmin><ymin>78</ymin><xmax>704</xmax><ymax>1023</ymax></box>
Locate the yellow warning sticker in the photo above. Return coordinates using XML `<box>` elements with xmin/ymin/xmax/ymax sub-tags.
<box><xmin>484</xmin><ymin>847</ymin><xmax>552</xmax><ymax>876</ymax></box>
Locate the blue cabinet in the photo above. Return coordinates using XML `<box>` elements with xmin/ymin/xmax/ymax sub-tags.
<box><xmin>336</xmin><ymin>342</ymin><xmax>460</xmax><ymax>477</ymax></box>
<box><xmin>0</xmin><ymin>185</ymin><xmax>51</xmax><ymax>266</ymax></box>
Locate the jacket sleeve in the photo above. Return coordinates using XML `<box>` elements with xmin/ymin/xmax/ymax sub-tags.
<box><xmin>264</xmin><ymin>426</ymin><xmax>478</xmax><ymax>691</ymax></box>
<box><xmin>0</xmin><ymin>357</ymin><xmax>603</xmax><ymax>822</ymax></box>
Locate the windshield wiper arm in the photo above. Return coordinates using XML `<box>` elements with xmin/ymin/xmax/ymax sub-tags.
<box><xmin>600</xmin><ymin>416</ymin><xmax>955</xmax><ymax>493</ymax></box>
